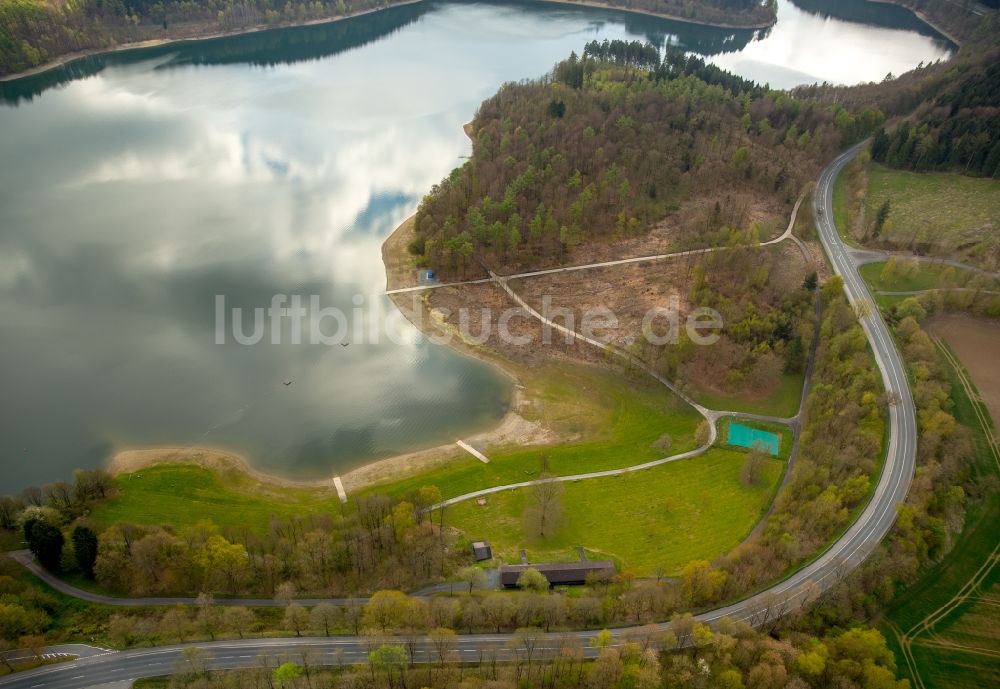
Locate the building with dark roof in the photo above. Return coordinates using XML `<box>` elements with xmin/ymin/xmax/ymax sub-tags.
<box><xmin>498</xmin><ymin>560</ymin><xmax>616</xmax><ymax>588</ymax></box>
<box><xmin>471</xmin><ymin>541</ymin><xmax>493</xmax><ymax>561</ymax></box>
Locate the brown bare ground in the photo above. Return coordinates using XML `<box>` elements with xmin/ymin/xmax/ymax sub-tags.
<box><xmin>926</xmin><ymin>314</ymin><xmax>1000</xmax><ymax>426</ymax></box>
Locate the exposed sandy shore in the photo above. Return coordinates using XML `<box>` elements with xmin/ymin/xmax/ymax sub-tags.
<box><xmin>108</xmin><ymin>406</ymin><xmax>553</xmax><ymax>494</ymax></box>
<box><xmin>108</xmin><ymin>447</ymin><xmax>337</xmax><ymax>489</ymax></box>
<box><xmin>107</xmin><ymin>390</ymin><xmax>554</xmax><ymax>493</ymax></box>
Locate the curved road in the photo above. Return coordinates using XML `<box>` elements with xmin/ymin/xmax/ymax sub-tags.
<box><xmin>0</xmin><ymin>146</ymin><xmax>917</xmax><ymax>689</ymax></box>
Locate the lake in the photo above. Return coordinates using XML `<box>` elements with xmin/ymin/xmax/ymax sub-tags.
<box><xmin>0</xmin><ymin>0</ymin><xmax>951</xmax><ymax>492</ymax></box>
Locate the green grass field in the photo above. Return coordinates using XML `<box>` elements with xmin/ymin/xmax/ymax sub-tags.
<box><xmin>693</xmin><ymin>372</ymin><xmax>803</xmax><ymax>419</ymax></box>
<box><xmin>444</xmin><ymin>447</ymin><xmax>782</xmax><ymax>576</ymax></box>
<box><xmin>881</xmin><ymin>340</ymin><xmax>1000</xmax><ymax>689</ymax></box>
<box><xmin>865</xmin><ymin>164</ymin><xmax>1000</xmax><ymax>269</ymax></box>
<box><xmin>89</xmin><ymin>465</ymin><xmax>344</xmax><ymax>533</ymax></box>
<box><xmin>859</xmin><ymin>260</ymin><xmax>1000</xmax><ymax>293</ymax></box>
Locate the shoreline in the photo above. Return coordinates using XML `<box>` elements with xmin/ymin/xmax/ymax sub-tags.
<box><xmin>103</xmin><ymin>213</ymin><xmax>551</xmax><ymax>494</ymax></box>
<box><xmin>532</xmin><ymin>0</ymin><xmax>775</xmax><ymax>30</ymax></box>
<box><xmin>0</xmin><ymin>0</ymin><xmax>424</xmax><ymax>83</ymax></box>
<box><xmin>0</xmin><ymin>0</ymin><xmax>779</xmax><ymax>84</ymax></box>
<box><xmin>866</xmin><ymin>0</ymin><xmax>964</xmax><ymax>47</ymax></box>
<box><xmin>106</xmin><ymin>385</ymin><xmax>552</xmax><ymax>493</ymax></box>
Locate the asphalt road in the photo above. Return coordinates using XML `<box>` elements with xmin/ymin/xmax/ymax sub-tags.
<box><xmin>0</xmin><ymin>146</ymin><xmax>917</xmax><ymax>688</ymax></box>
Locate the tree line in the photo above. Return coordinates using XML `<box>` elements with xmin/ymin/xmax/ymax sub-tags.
<box><xmin>0</xmin><ymin>0</ymin><xmax>411</xmax><ymax>76</ymax></box>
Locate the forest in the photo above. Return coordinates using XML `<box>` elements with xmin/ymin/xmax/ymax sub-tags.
<box><xmin>410</xmin><ymin>43</ymin><xmax>883</xmax><ymax>278</ymax></box>
<box><xmin>870</xmin><ymin>60</ymin><xmax>1000</xmax><ymax>177</ymax></box>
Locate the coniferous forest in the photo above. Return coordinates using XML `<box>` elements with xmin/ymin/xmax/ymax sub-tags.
<box><xmin>870</xmin><ymin>61</ymin><xmax>1000</xmax><ymax>177</ymax></box>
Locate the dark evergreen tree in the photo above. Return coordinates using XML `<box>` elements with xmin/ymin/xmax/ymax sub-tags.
<box><xmin>28</xmin><ymin>521</ymin><xmax>64</xmax><ymax>572</ymax></box>
<box><xmin>72</xmin><ymin>526</ymin><xmax>99</xmax><ymax>578</ymax></box>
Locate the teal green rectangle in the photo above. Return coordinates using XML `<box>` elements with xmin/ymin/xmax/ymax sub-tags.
<box><xmin>727</xmin><ymin>422</ymin><xmax>780</xmax><ymax>456</ymax></box>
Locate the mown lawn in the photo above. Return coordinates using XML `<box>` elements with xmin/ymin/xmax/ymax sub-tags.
<box><xmin>859</xmin><ymin>260</ymin><xmax>1000</xmax><ymax>293</ymax></box>
<box><xmin>369</xmin><ymin>363</ymin><xmax>702</xmax><ymax>501</ymax></box>
<box><xmin>89</xmin><ymin>465</ymin><xmax>344</xmax><ymax>533</ymax></box>
<box><xmin>693</xmin><ymin>371</ymin><xmax>803</xmax><ymax>419</ymax></box>
<box><xmin>864</xmin><ymin>164</ymin><xmax>1000</xmax><ymax>266</ymax></box>
<box><xmin>443</xmin><ymin>447</ymin><xmax>782</xmax><ymax>576</ymax></box>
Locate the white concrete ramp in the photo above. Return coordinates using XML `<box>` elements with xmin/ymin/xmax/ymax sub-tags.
<box><xmin>457</xmin><ymin>440</ymin><xmax>490</xmax><ymax>463</ymax></box>
<box><xmin>332</xmin><ymin>476</ymin><xmax>347</xmax><ymax>503</ymax></box>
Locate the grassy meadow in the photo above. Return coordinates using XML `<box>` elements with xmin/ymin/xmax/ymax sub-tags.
<box><xmin>864</xmin><ymin>164</ymin><xmax>1000</xmax><ymax>269</ymax></box>
<box><xmin>89</xmin><ymin>465</ymin><xmax>344</xmax><ymax>533</ymax></box>
<box><xmin>443</xmin><ymin>447</ymin><xmax>783</xmax><ymax>576</ymax></box>
<box><xmin>693</xmin><ymin>372</ymin><xmax>804</xmax><ymax>420</ymax></box>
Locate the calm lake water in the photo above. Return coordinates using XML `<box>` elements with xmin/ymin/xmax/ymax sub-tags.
<box><xmin>0</xmin><ymin>0</ymin><xmax>951</xmax><ymax>491</ymax></box>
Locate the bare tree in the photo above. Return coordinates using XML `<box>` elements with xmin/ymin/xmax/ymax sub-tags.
<box><xmin>740</xmin><ymin>447</ymin><xmax>766</xmax><ymax>486</ymax></box>
<box><xmin>524</xmin><ymin>474</ymin><xmax>564</xmax><ymax>539</ymax></box>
